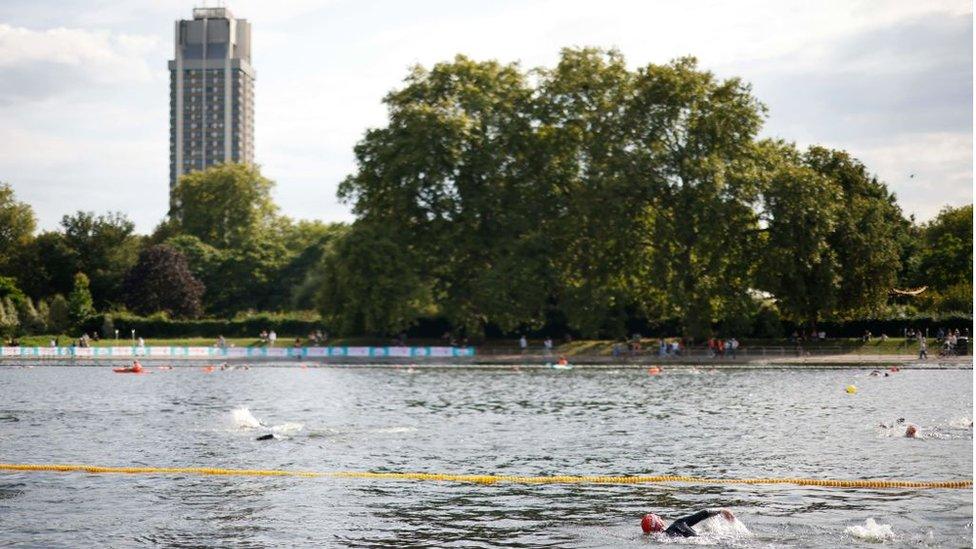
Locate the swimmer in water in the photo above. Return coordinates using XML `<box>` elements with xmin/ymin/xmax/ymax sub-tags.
<box><xmin>642</xmin><ymin>509</ymin><xmax>736</xmax><ymax>537</ymax></box>
<box><xmin>905</xmin><ymin>424</ymin><xmax>918</xmax><ymax>438</ymax></box>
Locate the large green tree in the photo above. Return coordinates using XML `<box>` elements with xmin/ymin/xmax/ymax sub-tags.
<box><xmin>122</xmin><ymin>245</ymin><xmax>204</xmax><ymax>318</ymax></box>
<box><xmin>804</xmin><ymin>147</ymin><xmax>906</xmax><ymax>317</ymax></box>
<box><xmin>912</xmin><ymin>204</ymin><xmax>973</xmax><ymax>312</ymax></box>
<box><xmin>315</xmin><ymin>222</ymin><xmax>433</xmax><ymax>335</ymax></box>
<box><xmin>59</xmin><ymin>211</ymin><xmax>141</xmax><ymax>308</ymax></box>
<box><xmin>170</xmin><ymin>163</ymin><xmax>279</xmax><ymax>249</ymax></box>
<box><xmin>628</xmin><ymin>57</ymin><xmax>766</xmax><ymax>337</ymax></box>
<box><xmin>0</xmin><ymin>183</ymin><xmax>36</xmax><ymax>273</ymax></box>
<box><xmin>756</xmin><ymin>142</ymin><xmax>842</xmax><ymax>327</ymax></box>
<box><xmin>338</xmin><ymin>54</ymin><xmax>552</xmax><ymax>335</ymax></box>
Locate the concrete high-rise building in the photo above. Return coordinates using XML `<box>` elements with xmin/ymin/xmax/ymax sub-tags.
<box><xmin>168</xmin><ymin>7</ymin><xmax>254</xmax><ymax>198</ymax></box>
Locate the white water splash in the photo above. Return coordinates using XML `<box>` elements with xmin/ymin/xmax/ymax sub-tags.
<box><xmin>846</xmin><ymin>518</ymin><xmax>895</xmax><ymax>542</ymax></box>
<box><xmin>232</xmin><ymin>407</ymin><xmax>264</xmax><ymax>429</ymax></box>
<box><xmin>696</xmin><ymin>516</ymin><xmax>751</xmax><ymax>536</ymax></box>
<box><xmin>947</xmin><ymin>417</ymin><xmax>973</xmax><ymax>429</ymax></box>
<box><xmin>271</xmin><ymin>422</ymin><xmax>304</xmax><ymax>435</ymax></box>
<box><xmin>370</xmin><ymin>426</ymin><xmax>417</xmax><ymax>434</ymax></box>
<box><xmin>651</xmin><ymin>517</ymin><xmax>752</xmax><ymax>545</ymax></box>
<box><xmin>231</xmin><ymin>407</ymin><xmax>304</xmax><ymax>436</ymax></box>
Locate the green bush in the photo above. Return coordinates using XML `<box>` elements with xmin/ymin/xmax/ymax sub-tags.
<box><xmin>81</xmin><ymin>311</ymin><xmax>327</xmax><ymax>339</ymax></box>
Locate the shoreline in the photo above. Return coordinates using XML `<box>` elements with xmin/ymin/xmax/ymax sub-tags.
<box><xmin>0</xmin><ymin>354</ymin><xmax>970</xmax><ymax>369</ymax></box>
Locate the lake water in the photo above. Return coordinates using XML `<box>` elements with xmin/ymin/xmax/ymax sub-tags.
<box><xmin>0</xmin><ymin>365</ymin><xmax>971</xmax><ymax>547</ymax></box>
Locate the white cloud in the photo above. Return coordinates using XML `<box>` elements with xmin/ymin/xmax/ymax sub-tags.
<box><xmin>0</xmin><ymin>24</ymin><xmax>160</xmax><ymax>82</ymax></box>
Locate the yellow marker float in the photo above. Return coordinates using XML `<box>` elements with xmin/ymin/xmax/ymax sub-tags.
<box><xmin>0</xmin><ymin>463</ymin><xmax>970</xmax><ymax>490</ymax></box>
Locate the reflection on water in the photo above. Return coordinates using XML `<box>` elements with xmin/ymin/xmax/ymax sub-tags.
<box><xmin>0</xmin><ymin>365</ymin><xmax>971</xmax><ymax>547</ymax></box>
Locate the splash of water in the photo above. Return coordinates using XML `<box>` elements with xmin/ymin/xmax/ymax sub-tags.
<box><xmin>232</xmin><ymin>407</ymin><xmax>263</xmax><ymax>429</ymax></box>
<box><xmin>846</xmin><ymin>518</ymin><xmax>895</xmax><ymax>542</ymax></box>
<box><xmin>696</xmin><ymin>515</ymin><xmax>751</xmax><ymax>536</ymax></box>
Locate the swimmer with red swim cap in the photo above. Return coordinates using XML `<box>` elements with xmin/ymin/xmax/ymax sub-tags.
<box><xmin>642</xmin><ymin>509</ymin><xmax>735</xmax><ymax>537</ymax></box>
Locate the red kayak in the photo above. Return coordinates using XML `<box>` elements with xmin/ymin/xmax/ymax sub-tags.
<box><xmin>113</xmin><ymin>368</ymin><xmax>150</xmax><ymax>374</ymax></box>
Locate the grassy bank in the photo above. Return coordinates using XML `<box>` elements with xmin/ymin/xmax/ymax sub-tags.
<box><xmin>10</xmin><ymin>335</ymin><xmax>964</xmax><ymax>356</ymax></box>
<box><xmin>493</xmin><ymin>337</ymin><xmax>962</xmax><ymax>356</ymax></box>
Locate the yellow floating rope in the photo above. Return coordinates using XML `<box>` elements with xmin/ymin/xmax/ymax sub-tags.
<box><xmin>0</xmin><ymin>463</ymin><xmax>970</xmax><ymax>489</ymax></box>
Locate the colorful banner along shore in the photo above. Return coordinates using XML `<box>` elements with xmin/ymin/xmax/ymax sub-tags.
<box><xmin>0</xmin><ymin>346</ymin><xmax>476</xmax><ymax>359</ymax></box>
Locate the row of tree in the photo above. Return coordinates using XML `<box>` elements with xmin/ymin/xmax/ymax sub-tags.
<box><xmin>0</xmin><ymin>48</ymin><xmax>970</xmax><ymax>339</ymax></box>
<box><xmin>320</xmin><ymin>48</ymin><xmax>972</xmax><ymax>337</ymax></box>
<box><xmin>0</xmin><ymin>166</ymin><xmax>346</xmax><ymax>330</ymax></box>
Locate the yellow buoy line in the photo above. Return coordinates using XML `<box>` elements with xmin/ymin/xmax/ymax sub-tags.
<box><xmin>0</xmin><ymin>463</ymin><xmax>970</xmax><ymax>489</ymax></box>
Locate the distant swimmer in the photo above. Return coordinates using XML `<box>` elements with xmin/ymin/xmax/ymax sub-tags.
<box><xmin>113</xmin><ymin>360</ymin><xmax>144</xmax><ymax>374</ymax></box>
<box><xmin>256</xmin><ymin>434</ymin><xmax>274</xmax><ymax>441</ymax></box>
<box><xmin>905</xmin><ymin>425</ymin><xmax>918</xmax><ymax>438</ymax></box>
<box><xmin>642</xmin><ymin>509</ymin><xmax>737</xmax><ymax>537</ymax></box>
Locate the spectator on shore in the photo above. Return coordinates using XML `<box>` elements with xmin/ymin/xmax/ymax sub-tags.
<box><xmin>268</xmin><ymin>330</ymin><xmax>277</xmax><ymax>347</ymax></box>
<box><xmin>543</xmin><ymin>337</ymin><xmax>553</xmax><ymax>356</ymax></box>
<box><xmin>49</xmin><ymin>339</ymin><xmax>56</xmax><ymax>348</ymax></box>
<box><xmin>293</xmin><ymin>337</ymin><xmax>302</xmax><ymax>348</ymax></box>
<box><xmin>137</xmin><ymin>337</ymin><xmax>145</xmax><ymax>348</ymax></box>
<box><xmin>217</xmin><ymin>335</ymin><xmax>227</xmax><ymax>349</ymax></box>
<box><xmin>519</xmin><ymin>335</ymin><xmax>528</xmax><ymax>353</ymax></box>
<box><xmin>919</xmin><ymin>337</ymin><xmax>927</xmax><ymax>360</ymax></box>
<box><xmin>259</xmin><ymin>330</ymin><xmax>268</xmax><ymax>343</ymax></box>
<box><xmin>730</xmin><ymin>338</ymin><xmax>739</xmax><ymax>358</ymax></box>
<box><xmin>612</xmin><ymin>342</ymin><xmax>622</xmax><ymax>357</ymax></box>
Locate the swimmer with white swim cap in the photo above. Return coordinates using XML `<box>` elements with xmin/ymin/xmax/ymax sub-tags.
<box><xmin>642</xmin><ymin>509</ymin><xmax>736</xmax><ymax>537</ymax></box>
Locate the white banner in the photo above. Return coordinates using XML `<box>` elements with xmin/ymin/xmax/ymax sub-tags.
<box><xmin>386</xmin><ymin>347</ymin><xmax>411</xmax><ymax>357</ymax></box>
<box><xmin>346</xmin><ymin>347</ymin><xmax>370</xmax><ymax>357</ymax></box>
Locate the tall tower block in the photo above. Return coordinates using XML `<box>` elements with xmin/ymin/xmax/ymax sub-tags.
<box><xmin>169</xmin><ymin>7</ymin><xmax>254</xmax><ymax>202</ymax></box>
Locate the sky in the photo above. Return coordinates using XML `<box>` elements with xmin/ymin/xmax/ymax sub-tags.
<box><xmin>0</xmin><ymin>0</ymin><xmax>972</xmax><ymax>233</ymax></box>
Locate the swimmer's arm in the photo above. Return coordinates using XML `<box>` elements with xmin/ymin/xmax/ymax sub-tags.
<box><xmin>676</xmin><ymin>509</ymin><xmax>724</xmax><ymax>528</ymax></box>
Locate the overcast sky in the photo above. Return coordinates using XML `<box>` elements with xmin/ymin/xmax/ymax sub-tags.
<box><xmin>0</xmin><ymin>0</ymin><xmax>971</xmax><ymax>233</ymax></box>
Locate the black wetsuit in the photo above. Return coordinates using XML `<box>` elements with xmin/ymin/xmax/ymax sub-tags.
<box><xmin>665</xmin><ymin>510</ymin><xmax>723</xmax><ymax>537</ymax></box>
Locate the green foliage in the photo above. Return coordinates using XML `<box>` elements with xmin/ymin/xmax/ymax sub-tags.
<box><xmin>10</xmin><ymin>231</ymin><xmax>76</xmax><ymax>299</ymax></box>
<box><xmin>907</xmin><ymin>204</ymin><xmax>973</xmax><ymax>313</ymax></box>
<box><xmin>315</xmin><ymin>222</ymin><xmax>433</xmax><ymax>336</ymax></box>
<box><xmin>0</xmin><ymin>52</ymin><xmax>967</xmax><ymax>336</ymax></box>
<box><xmin>122</xmin><ymin>245</ymin><xmax>204</xmax><ymax>318</ymax></box>
<box><xmin>67</xmin><ymin>273</ymin><xmax>95</xmax><ymax>326</ymax></box>
<box><xmin>756</xmin><ymin>142</ymin><xmax>841</xmax><ymax>326</ymax></box>
<box><xmin>12</xmin><ymin>212</ymin><xmax>140</xmax><ymax>307</ymax></box>
<box><xmin>0</xmin><ymin>276</ymin><xmax>27</xmax><ymax>306</ymax></box>
<box><xmin>0</xmin><ymin>297</ymin><xmax>20</xmax><ymax>337</ymax></box>
<box><xmin>0</xmin><ymin>182</ymin><xmax>36</xmax><ymax>272</ymax></box>
<box><xmin>338</xmin><ymin>49</ymin><xmax>768</xmax><ymax>338</ymax></box>
<box><xmin>15</xmin><ymin>297</ymin><xmax>47</xmax><ymax>334</ymax></box>
<box><xmin>79</xmin><ymin>311</ymin><xmax>326</xmax><ymax>339</ymax></box>
<box><xmin>170</xmin><ymin>163</ymin><xmax>279</xmax><ymax>249</ymax></box>
<box><xmin>804</xmin><ymin>147</ymin><xmax>905</xmax><ymax>317</ymax></box>
<box><xmin>46</xmin><ymin>294</ymin><xmax>70</xmax><ymax>333</ymax></box>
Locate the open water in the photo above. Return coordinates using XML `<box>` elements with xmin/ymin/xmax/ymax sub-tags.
<box><xmin>0</xmin><ymin>365</ymin><xmax>972</xmax><ymax>547</ymax></box>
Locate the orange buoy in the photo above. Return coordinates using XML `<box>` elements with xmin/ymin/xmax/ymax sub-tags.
<box><xmin>202</xmin><ymin>366</ymin><xmax>215</xmax><ymax>373</ymax></box>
